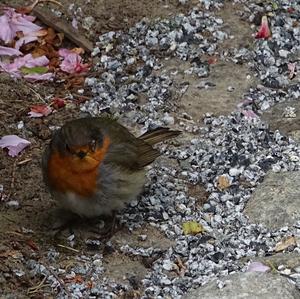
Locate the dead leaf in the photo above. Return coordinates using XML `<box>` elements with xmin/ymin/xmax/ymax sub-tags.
<box><xmin>20</xmin><ymin>66</ymin><xmax>48</xmax><ymax>75</ymax></box>
<box><xmin>64</xmin><ymin>76</ymin><xmax>85</xmax><ymax>90</ymax></box>
<box><xmin>182</xmin><ymin>221</ymin><xmax>204</xmax><ymax>235</ymax></box>
<box><xmin>275</xmin><ymin>236</ymin><xmax>297</xmax><ymax>252</ymax></box>
<box><xmin>26</xmin><ymin>239</ymin><xmax>39</xmax><ymax>251</ymax></box>
<box><xmin>217</xmin><ymin>175</ymin><xmax>231</xmax><ymax>190</ymax></box>
<box><xmin>207</xmin><ymin>56</ymin><xmax>218</xmax><ymax>64</ymax></box>
<box><xmin>0</xmin><ymin>250</ymin><xmax>23</xmax><ymax>259</ymax></box>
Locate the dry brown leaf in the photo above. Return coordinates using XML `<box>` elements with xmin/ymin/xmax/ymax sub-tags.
<box><xmin>71</xmin><ymin>47</ymin><xmax>85</xmax><ymax>55</ymax></box>
<box><xmin>26</xmin><ymin>239</ymin><xmax>39</xmax><ymax>251</ymax></box>
<box><xmin>0</xmin><ymin>250</ymin><xmax>23</xmax><ymax>259</ymax></box>
<box><xmin>274</xmin><ymin>236</ymin><xmax>297</xmax><ymax>252</ymax></box>
<box><xmin>217</xmin><ymin>175</ymin><xmax>231</xmax><ymax>190</ymax></box>
<box><xmin>43</xmin><ymin>28</ymin><xmax>64</xmax><ymax>47</ymax></box>
<box><xmin>64</xmin><ymin>76</ymin><xmax>85</xmax><ymax>90</ymax></box>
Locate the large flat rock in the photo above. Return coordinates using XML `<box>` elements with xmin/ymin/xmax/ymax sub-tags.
<box><xmin>262</xmin><ymin>100</ymin><xmax>300</xmax><ymax>144</ymax></box>
<box><xmin>245</xmin><ymin>171</ymin><xmax>300</xmax><ymax>229</ymax></box>
<box><xmin>184</xmin><ymin>272</ymin><xmax>299</xmax><ymax>299</ymax></box>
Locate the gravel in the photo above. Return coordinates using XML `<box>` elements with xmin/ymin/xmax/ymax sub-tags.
<box><xmin>18</xmin><ymin>0</ymin><xmax>300</xmax><ymax>298</ymax></box>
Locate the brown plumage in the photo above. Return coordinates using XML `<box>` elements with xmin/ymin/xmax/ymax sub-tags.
<box><xmin>42</xmin><ymin>116</ymin><xmax>180</xmax><ymax>217</ymax></box>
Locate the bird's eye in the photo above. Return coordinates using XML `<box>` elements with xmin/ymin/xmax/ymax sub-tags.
<box><xmin>90</xmin><ymin>139</ymin><xmax>97</xmax><ymax>152</ymax></box>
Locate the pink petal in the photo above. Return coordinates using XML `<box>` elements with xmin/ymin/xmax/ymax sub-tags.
<box><xmin>28</xmin><ymin>105</ymin><xmax>52</xmax><ymax>117</ymax></box>
<box><xmin>0</xmin><ymin>54</ymin><xmax>50</xmax><ymax>79</ymax></box>
<box><xmin>24</xmin><ymin>72</ymin><xmax>54</xmax><ymax>81</ymax></box>
<box><xmin>0</xmin><ymin>14</ymin><xmax>14</xmax><ymax>43</ymax></box>
<box><xmin>242</xmin><ymin>109</ymin><xmax>258</xmax><ymax>119</ymax></box>
<box><xmin>27</xmin><ymin>111</ymin><xmax>44</xmax><ymax>117</ymax></box>
<box><xmin>23</xmin><ymin>54</ymin><xmax>49</xmax><ymax>68</ymax></box>
<box><xmin>72</xmin><ymin>18</ymin><xmax>78</xmax><ymax>30</ymax></box>
<box><xmin>0</xmin><ymin>62</ymin><xmax>20</xmax><ymax>73</ymax></box>
<box><xmin>0</xmin><ymin>135</ymin><xmax>30</xmax><ymax>157</ymax></box>
<box><xmin>51</xmin><ymin>97</ymin><xmax>66</xmax><ymax>108</ymax></box>
<box><xmin>255</xmin><ymin>16</ymin><xmax>271</xmax><ymax>39</ymax></box>
<box><xmin>15</xmin><ymin>35</ymin><xmax>38</xmax><ymax>50</ymax></box>
<box><xmin>0</xmin><ymin>54</ymin><xmax>49</xmax><ymax>74</ymax></box>
<box><xmin>288</xmin><ymin>62</ymin><xmax>297</xmax><ymax>79</ymax></box>
<box><xmin>14</xmin><ymin>54</ymin><xmax>49</xmax><ymax>69</ymax></box>
<box><xmin>15</xmin><ymin>28</ymin><xmax>48</xmax><ymax>49</ymax></box>
<box><xmin>247</xmin><ymin>262</ymin><xmax>270</xmax><ymax>273</ymax></box>
<box><xmin>59</xmin><ymin>49</ymin><xmax>89</xmax><ymax>74</ymax></box>
<box><xmin>58</xmin><ymin>48</ymin><xmax>73</xmax><ymax>58</ymax></box>
<box><xmin>0</xmin><ymin>45</ymin><xmax>22</xmax><ymax>56</ymax></box>
<box><xmin>0</xmin><ymin>8</ymin><xmax>42</xmax><ymax>44</ymax></box>
<box><xmin>10</xmin><ymin>10</ymin><xmax>42</xmax><ymax>35</ymax></box>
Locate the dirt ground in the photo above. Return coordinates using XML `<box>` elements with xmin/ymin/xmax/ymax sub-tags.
<box><xmin>0</xmin><ymin>0</ymin><xmax>256</xmax><ymax>297</ymax></box>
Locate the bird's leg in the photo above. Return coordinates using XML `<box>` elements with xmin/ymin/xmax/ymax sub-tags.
<box><xmin>87</xmin><ymin>211</ymin><xmax>119</xmax><ymax>240</ymax></box>
<box><xmin>45</xmin><ymin>207</ymin><xmax>79</xmax><ymax>236</ymax></box>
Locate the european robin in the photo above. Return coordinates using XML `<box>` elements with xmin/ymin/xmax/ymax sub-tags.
<box><xmin>42</xmin><ymin>116</ymin><xmax>180</xmax><ymax>219</ymax></box>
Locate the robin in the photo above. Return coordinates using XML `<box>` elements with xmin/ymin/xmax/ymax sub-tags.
<box><xmin>42</xmin><ymin>116</ymin><xmax>180</xmax><ymax>222</ymax></box>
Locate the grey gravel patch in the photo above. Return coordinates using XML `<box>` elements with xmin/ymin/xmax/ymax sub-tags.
<box><xmin>245</xmin><ymin>171</ymin><xmax>300</xmax><ymax>230</ymax></box>
<box><xmin>183</xmin><ymin>272</ymin><xmax>300</xmax><ymax>299</ymax></box>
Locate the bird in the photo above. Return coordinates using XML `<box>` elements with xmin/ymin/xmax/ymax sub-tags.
<box><xmin>42</xmin><ymin>116</ymin><xmax>180</xmax><ymax>223</ymax></box>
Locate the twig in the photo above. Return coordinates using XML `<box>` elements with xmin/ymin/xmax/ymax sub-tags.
<box><xmin>31</xmin><ymin>0</ymin><xmax>62</xmax><ymax>9</ymax></box>
<box><xmin>45</xmin><ymin>264</ymin><xmax>72</xmax><ymax>298</ymax></box>
<box><xmin>6</xmin><ymin>231</ymin><xmax>25</xmax><ymax>237</ymax></box>
<box><xmin>17</xmin><ymin>158</ymin><xmax>32</xmax><ymax>166</ymax></box>
<box><xmin>28</xmin><ymin>87</ymin><xmax>46</xmax><ymax>103</ymax></box>
<box><xmin>56</xmin><ymin>244</ymin><xmax>80</xmax><ymax>253</ymax></box>
<box><xmin>73</xmin><ymin>94</ymin><xmax>92</xmax><ymax>100</ymax></box>
<box><xmin>7</xmin><ymin>159</ymin><xmax>17</xmax><ymax>200</ymax></box>
<box><xmin>27</xmin><ymin>276</ymin><xmax>48</xmax><ymax>294</ymax></box>
<box><xmin>2</xmin><ymin>216</ymin><xmax>18</xmax><ymax>224</ymax></box>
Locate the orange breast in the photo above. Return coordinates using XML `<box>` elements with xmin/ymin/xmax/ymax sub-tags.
<box><xmin>47</xmin><ymin>136</ymin><xmax>110</xmax><ymax>198</ymax></box>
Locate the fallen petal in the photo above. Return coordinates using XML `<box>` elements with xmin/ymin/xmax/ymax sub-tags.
<box><xmin>0</xmin><ymin>45</ymin><xmax>22</xmax><ymax>56</ymax></box>
<box><xmin>15</xmin><ymin>35</ymin><xmax>38</xmax><ymax>50</ymax></box>
<box><xmin>72</xmin><ymin>18</ymin><xmax>78</xmax><ymax>30</ymax></box>
<box><xmin>0</xmin><ymin>13</ymin><xmax>14</xmax><ymax>43</ymax></box>
<box><xmin>256</xmin><ymin>16</ymin><xmax>271</xmax><ymax>39</ymax></box>
<box><xmin>15</xmin><ymin>28</ymin><xmax>48</xmax><ymax>50</ymax></box>
<box><xmin>0</xmin><ymin>7</ymin><xmax>42</xmax><ymax>44</ymax></box>
<box><xmin>23</xmin><ymin>54</ymin><xmax>49</xmax><ymax>68</ymax></box>
<box><xmin>10</xmin><ymin>11</ymin><xmax>42</xmax><ymax>35</ymax></box>
<box><xmin>58</xmin><ymin>48</ymin><xmax>73</xmax><ymax>58</ymax></box>
<box><xmin>242</xmin><ymin>109</ymin><xmax>258</xmax><ymax>119</ymax></box>
<box><xmin>288</xmin><ymin>62</ymin><xmax>297</xmax><ymax>79</ymax></box>
<box><xmin>59</xmin><ymin>48</ymin><xmax>90</xmax><ymax>74</ymax></box>
<box><xmin>28</xmin><ymin>105</ymin><xmax>52</xmax><ymax>117</ymax></box>
<box><xmin>51</xmin><ymin>97</ymin><xmax>66</xmax><ymax>109</ymax></box>
<box><xmin>0</xmin><ymin>135</ymin><xmax>30</xmax><ymax>157</ymax></box>
<box><xmin>0</xmin><ymin>54</ymin><xmax>49</xmax><ymax>74</ymax></box>
<box><xmin>247</xmin><ymin>262</ymin><xmax>270</xmax><ymax>273</ymax></box>
<box><xmin>24</xmin><ymin>72</ymin><xmax>54</xmax><ymax>81</ymax></box>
